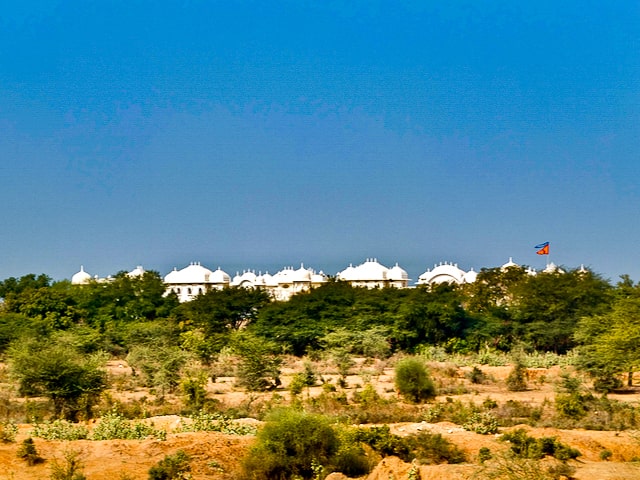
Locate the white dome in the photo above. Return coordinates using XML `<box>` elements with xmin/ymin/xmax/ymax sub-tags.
<box><xmin>464</xmin><ymin>268</ymin><xmax>478</xmax><ymax>283</ymax></box>
<box><xmin>72</xmin><ymin>266</ymin><xmax>92</xmax><ymax>285</ymax></box>
<box><xmin>357</xmin><ymin>259</ymin><xmax>388</xmax><ymax>280</ymax></box>
<box><xmin>339</xmin><ymin>259</ymin><xmax>389</xmax><ymax>281</ymax></box>
<box><xmin>311</xmin><ymin>271</ymin><xmax>328</xmax><ymax>284</ymax></box>
<box><xmin>233</xmin><ymin>270</ymin><xmax>257</xmax><ymax>286</ymax></box>
<box><xmin>210</xmin><ymin>267</ymin><xmax>231</xmax><ymax>284</ymax></box>
<box><xmin>273</xmin><ymin>267</ymin><xmax>296</xmax><ymax>284</ymax></box>
<box><xmin>128</xmin><ymin>265</ymin><xmax>145</xmax><ymax>277</ymax></box>
<box><xmin>501</xmin><ymin>257</ymin><xmax>519</xmax><ymax>270</ymax></box>
<box><xmin>164</xmin><ymin>262</ymin><xmax>215</xmax><ymax>284</ymax></box>
<box><xmin>256</xmin><ymin>272</ymin><xmax>278</xmax><ymax>287</ymax></box>
<box><xmin>543</xmin><ymin>262</ymin><xmax>565</xmax><ymax>274</ymax></box>
<box><xmin>337</xmin><ymin>264</ymin><xmax>356</xmax><ymax>281</ymax></box>
<box><xmin>388</xmin><ymin>263</ymin><xmax>409</xmax><ymax>281</ymax></box>
<box><xmin>292</xmin><ymin>264</ymin><xmax>312</xmax><ymax>282</ymax></box>
<box><xmin>418</xmin><ymin>262</ymin><xmax>466</xmax><ymax>285</ymax></box>
<box><xmin>165</xmin><ymin>267</ymin><xmax>180</xmax><ymax>283</ymax></box>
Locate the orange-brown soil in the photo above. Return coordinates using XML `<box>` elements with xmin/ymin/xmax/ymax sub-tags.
<box><xmin>3</xmin><ymin>360</ymin><xmax>640</xmax><ymax>479</ymax></box>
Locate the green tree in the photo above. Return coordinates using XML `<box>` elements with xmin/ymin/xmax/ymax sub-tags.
<box><xmin>576</xmin><ymin>279</ymin><xmax>640</xmax><ymax>387</ymax></box>
<box><xmin>393</xmin><ymin>283</ymin><xmax>471</xmax><ymax>351</ymax></box>
<box><xmin>510</xmin><ymin>268</ymin><xmax>612</xmax><ymax>353</ymax></box>
<box><xmin>464</xmin><ymin>265</ymin><xmax>529</xmax><ymax>315</ymax></box>
<box><xmin>0</xmin><ymin>273</ymin><xmax>51</xmax><ymax>298</ymax></box>
<box><xmin>174</xmin><ymin>286</ymin><xmax>270</xmax><ymax>355</ymax></box>
<box><xmin>126</xmin><ymin>345</ymin><xmax>192</xmax><ymax>397</ymax></box>
<box><xmin>9</xmin><ymin>339</ymin><xmax>107</xmax><ymax>421</ymax></box>
<box><xmin>462</xmin><ymin>265</ymin><xmax>530</xmax><ymax>350</ymax></box>
<box><xmin>250</xmin><ymin>281</ymin><xmax>355</xmax><ymax>356</ymax></box>
<box><xmin>4</xmin><ymin>281</ymin><xmax>83</xmax><ymax>331</ymax></box>
<box><xmin>74</xmin><ymin>270</ymin><xmax>178</xmax><ymax>326</ymax></box>
<box><xmin>231</xmin><ymin>331</ymin><xmax>282</xmax><ymax>391</ymax></box>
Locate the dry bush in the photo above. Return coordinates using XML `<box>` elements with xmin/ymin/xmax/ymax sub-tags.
<box><xmin>50</xmin><ymin>448</ymin><xmax>87</xmax><ymax>480</ymax></box>
<box><xmin>473</xmin><ymin>453</ymin><xmax>575</xmax><ymax>480</ymax></box>
<box><xmin>305</xmin><ymin>389</ymin><xmax>425</xmax><ymax>424</ymax></box>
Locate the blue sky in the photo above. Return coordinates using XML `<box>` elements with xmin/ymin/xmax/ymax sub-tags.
<box><xmin>1</xmin><ymin>1</ymin><xmax>638</xmax><ymax>283</ymax></box>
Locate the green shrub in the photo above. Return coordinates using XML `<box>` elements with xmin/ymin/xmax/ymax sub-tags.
<box><xmin>474</xmin><ymin>347</ymin><xmax>510</xmax><ymax>366</ymax></box>
<box><xmin>467</xmin><ymin>366</ymin><xmax>488</xmax><ymax>384</ymax></box>
<box><xmin>483</xmin><ymin>398</ymin><xmax>498</xmax><ymax>409</ymax></box>
<box><xmin>332</xmin><ymin>443</ymin><xmax>371</xmax><ymax>477</ymax></box>
<box><xmin>90</xmin><ymin>410</ymin><xmax>166</xmax><ymax>440</ymax></box>
<box><xmin>322</xmin><ymin>327</ymin><xmax>391</xmax><ymax>359</ymax></box>
<box><xmin>555</xmin><ymin>393</ymin><xmax>588</xmax><ymax>420</ymax></box>
<box><xmin>179</xmin><ymin>411</ymin><xmax>257</xmax><ymax>435</ymax></box>
<box><xmin>506</xmin><ymin>362</ymin><xmax>527</xmax><ymax>392</ymax></box>
<box><xmin>478</xmin><ymin>447</ymin><xmax>492</xmax><ymax>463</ymax></box>
<box><xmin>180</xmin><ymin>369</ymin><xmax>208</xmax><ymax>411</ymax></box>
<box><xmin>148</xmin><ymin>450</ymin><xmax>191</xmax><ymax>480</ymax></box>
<box><xmin>241</xmin><ymin>409</ymin><xmax>341</xmax><ymax>479</ymax></box>
<box><xmin>301</xmin><ymin>360</ymin><xmax>318</xmax><ymax>386</ymax></box>
<box><xmin>500</xmin><ymin>429</ymin><xmax>580</xmax><ymax>461</ymax></box>
<box><xmin>0</xmin><ymin>421</ymin><xmax>18</xmax><ymax>443</ymax></box>
<box><xmin>351</xmin><ymin>383</ymin><xmax>382</xmax><ymax>406</ymax></box>
<box><xmin>593</xmin><ymin>374</ymin><xmax>622</xmax><ymax>394</ymax></box>
<box><xmin>394</xmin><ymin>358</ymin><xmax>437</xmax><ymax>403</ymax></box>
<box><xmin>31</xmin><ymin>420</ymin><xmax>89</xmax><ymax>441</ymax></box>
<box><xmin>600</xmin><ymin>449</ymin><xmax>612</xmax><ymax>461</ymax></box>
<box><xmin>463</xmin><ymin>412</ymin><xmax>499</xmax><ymax>434</ymax></box>
<box><xmin>332</xmin><ymin>348</ymin><xmax>354</xmax><ymax>385</ymax></box>
<box><xmin>352</xmin><ymin>425</ymin><xmax>465</xmax><ymax>465</ymax></box>
<box><xmin>10</xmin><ymin>340</ymin><xmax>107</xmax><ymax>421</ymax></box>
<box><xmin>289</xmin><ymin>373</ymin><xmax>308</xmax><ymax>396</ymax></box>
<box><xmin>17</xmin><ymin>437</ymin><xmax>44</xmax><ymax>466</ymax></box>
<box><xmin>557</xmin><ymin>372</ymin><xmax>582</xmax><ymax>394</ymax></box>
<box><xmin>353</xmin><ymin>425</ymin><xmax>410</xmax><ymax>459</ymax></box>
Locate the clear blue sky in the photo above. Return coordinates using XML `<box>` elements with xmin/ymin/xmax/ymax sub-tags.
<box><xmin>1</xmin><ymin>1</ymin><xmax>638</xmax><ymax>283</ymax></box>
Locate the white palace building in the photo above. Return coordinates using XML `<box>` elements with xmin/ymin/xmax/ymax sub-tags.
<box><xmin>71</xmin><ymin>257</ymin><xmax>554</xmax><ymax>303</ymax></box>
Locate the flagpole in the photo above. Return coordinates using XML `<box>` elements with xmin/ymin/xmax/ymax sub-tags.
<box><xmin>547</xmin><ymin>242</ymin><xmax>551</xmax><ymax>270</ymax></box>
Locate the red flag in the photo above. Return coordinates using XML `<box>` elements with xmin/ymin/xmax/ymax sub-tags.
<box><xmin>536</xmin><ymin>244</ymin><xmax>549</xmax><ymax>255</ymax></box>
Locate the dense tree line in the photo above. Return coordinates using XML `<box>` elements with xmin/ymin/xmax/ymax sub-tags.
<box><xmin>1</xmin><ymin>265</ymin><xmax>639</xmax><ymax>416</ymax></box>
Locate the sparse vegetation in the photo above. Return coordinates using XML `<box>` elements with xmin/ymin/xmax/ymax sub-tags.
<box><xmin>464</xmin><ymin>412</ymin><xmax>500</xmax><ymax>434</ymax></box>
<box><xmin>500</xmin><ymin>428</ymin><xmax>580</xmax><ymax>461</ymax></box>
<box><xmin>0</xmin><ymin>421</ymin><xmax>17</xmax><ymax>443</ymax></box>
<box><xmin>50</xmin><ymin>448</ymin><xmax>86</xmax><ymax>480</ymax></box>
<box><xmin>31</xmin><ymin>420</ymin><xmax>89</xmax><ymax>441</ymax></box>
<box><xmin>179</xmin><ymin>411</ymin><xmax>257</xmax><ymax>435</ymax></box>
<box><xmin>0</xmin><ymin>268</ymin><xmax>636</xmax><ymax>478</ymax></box>
<box><xmin>475</xmin><ymin>452</ymin><xmax>576</xmax><ymax>480</ymax></box>
<box><xmin>90</xmin><ymin>410</ymin><xmax>167</xmax><ymax>440</ymax></box>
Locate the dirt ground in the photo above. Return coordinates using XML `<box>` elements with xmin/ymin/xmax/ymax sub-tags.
<box><xmin>3</xmin><ymin>360</ymin><xmax>640</xmax><ymax>479</ymax></box>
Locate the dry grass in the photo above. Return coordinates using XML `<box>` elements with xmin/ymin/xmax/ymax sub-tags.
<box><xmin>0</xmin><ymin>358</ymin><xmax>637</xmax><ymax>478</ymax></box>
